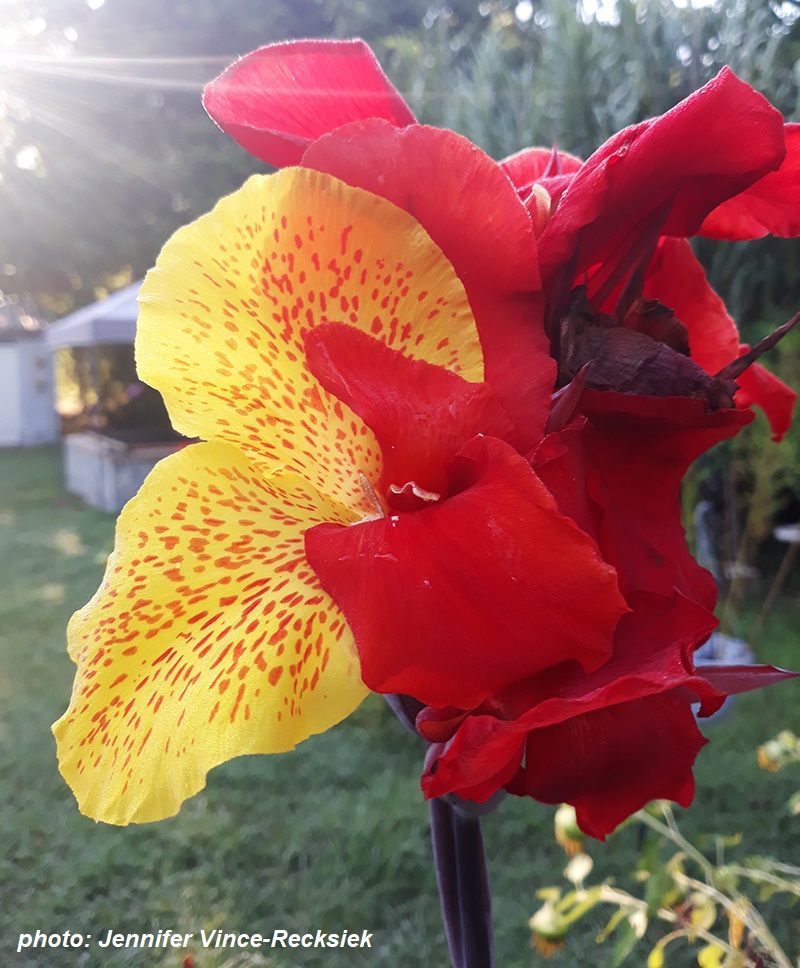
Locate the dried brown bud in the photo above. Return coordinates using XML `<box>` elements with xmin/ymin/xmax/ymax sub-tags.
<box><xmin>558</xmin><ymin>287</ymin><xmax>738</xmax><ymax>409</ymax></box>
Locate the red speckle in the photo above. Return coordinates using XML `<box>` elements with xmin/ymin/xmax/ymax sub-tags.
<box><xmin>229</xmin><ymin>682</ymin><xmax>246</xmax><ymax>723</ymax></box>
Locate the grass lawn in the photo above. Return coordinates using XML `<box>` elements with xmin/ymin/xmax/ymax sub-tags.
<box><xmin>1</xmin><ymin>445</ymin><xmax>798</xmax><ymax>968</ymax></box>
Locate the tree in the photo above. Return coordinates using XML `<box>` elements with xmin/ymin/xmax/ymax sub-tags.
<box><xmin>0</xmin><ymin>0</ymin><xmax>460</xmax><ymax>311</ymax></box>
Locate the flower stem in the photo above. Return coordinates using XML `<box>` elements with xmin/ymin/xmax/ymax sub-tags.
<box><xmin>636</xmin><ymin>807</ymin><xmax>794</xmax><ymax>968</ymax></box>
<box><xmin>429</xmin><ymin>798</ymin><xmax>494</xmax><ymax>968</ymax></box>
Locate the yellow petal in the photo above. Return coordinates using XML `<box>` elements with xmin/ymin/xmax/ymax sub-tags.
<box><xmin>137</xmin><ymin>167</ymin><xmax>484</xmax><ymax>509</ymax></box>
<box><xmin>696</xmin><ymin>943</ymin><xmax>725</xmax><ymax>968</ymax></box>
<box><xmin>53</xmin><ymin>442</ymin><xmax>367</xmax><ymax>825</ymax></box>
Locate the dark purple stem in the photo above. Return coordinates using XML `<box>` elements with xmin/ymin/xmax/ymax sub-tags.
<box><xmin>429</xmin><ymin>797</ymin><xmax>494</xmax><ymax>968</ymax></box>
<box><xmin>383</xmin><ymin>696</ymin><xmax>496</xmax><ymax>966</ymax></box>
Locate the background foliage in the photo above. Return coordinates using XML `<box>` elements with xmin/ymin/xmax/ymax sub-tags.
<box><xmin>2</xmin><ymin>0</ymin><xmax>800</xmax><ymax>320</ymax></box>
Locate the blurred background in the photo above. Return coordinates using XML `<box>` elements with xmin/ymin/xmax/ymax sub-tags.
<box><xmin>1</xmin><ymin>1</ymin><xmax>799</xmax><ymax>965</ymax></box>
<box><xmin>2</xmin><ymin>0</ymin><xmax>800</xmax><ymax>321</ymax></box>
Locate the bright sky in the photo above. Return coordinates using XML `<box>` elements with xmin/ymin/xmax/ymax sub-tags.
<box><xmin>0</xmin><ymin>0</ymin><xmax>106</xmax><ymax>178</ymax></box>
<box><xmin>514</xmin><ymin>0</ymin><xmax>718</xmax><ymax>27</ymax></box>
<box><xmin>0</xmin><ymin>0</ymin><xmax>103</xmax><ymax>53</ymax></box>
<box><xmin>569</xmin><ymin>0</ymin><xmax>716</xmax><ymax>25</ymax></box>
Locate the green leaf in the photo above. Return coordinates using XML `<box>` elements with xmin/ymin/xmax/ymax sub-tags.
<box><xmin>711</xmin><ymin>865</ymin><xmax>740</xmax><ymax>895</ymax></box>
<box><xmin>645</xmin><ymin>863</ymin><xmax>677</xmax><ymax>916</ymax></box>
<box><xmin>637</xmin><ymin>829</ymin><xmax>663</xmax><ymax>875</ymax></box>
<box><xmin>596</xmin><ymin>907</ymin><xmax>627</xmax><ymax>944</ymax></box>
<box><xmin>607</xmin><ymin>917</ymin><xmax>640</xmax><ymax>968</ymax></box>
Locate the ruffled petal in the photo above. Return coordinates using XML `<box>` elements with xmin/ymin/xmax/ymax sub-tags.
<box><xmin>304</xmin><ymin>322</ymin><xmax>516</xmax><ymax>500</ymax></box>
<box><xmin>305</xmin><ymin>435</ymin><xmax>625</xmax><ymax>710</ymax></box>
<box><xmin>137</xmin><ymin>167</ymin><xmax>484</xmax><ymax>510</ymax></box>
<box><xmin>203</xmin><ymin>39</ymin><xmax>416</xmax><ymax>167</ymax></box>
<box><xmin>511</xmin><ymin>691</ymin><xmax>705</xmax><ymax>839</ymax></box>
<box><xmin>538</xmin><ymin>67</ymin><xmax>786</xmax><ymax>281</ymax></box>
<box><xmin>303</xmin><ymin>120</ymin><xmax>555</xmax><ymax>449</ymax></box>
<box><xmin>422</xmin><ymin>590</ymin><xmax>719</xmax><ymax>805</ymax></box>
<box><xmin>699</xmin><ymin>125</ymin><xmax>800</xmax><ymax>239</ymax></box>
<box><xmin>512</xmin><ymin>590</ymin><xmax>720</xmax><ymax>720</ymax></box>
<box><xmin>53</xmin><ymin>442</ymin><xmax>367</xmax><ymax>824</ymax></box>
<box><xmin>643</xmin><ymin>237</ymin><xmax>797</xmax><ymax>439</ymax></box>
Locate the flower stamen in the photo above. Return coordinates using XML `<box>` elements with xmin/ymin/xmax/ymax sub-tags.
<box><xmin>387</xmin><ymin>481</ymin><xmax>442</xmax><ymax>512</ymax></box>
<box><xmin>358</xmin><ymin>472</ymin><xmax>387</xmax><ymax>521</ymax></box>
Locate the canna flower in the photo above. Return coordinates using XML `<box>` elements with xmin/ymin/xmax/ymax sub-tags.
<box><xmin>52</xmin><ymin>161</ymin><xmax>623</xmax><ymax>824</ymax></box>
<box><xmin>54</xmin><ymin>40</ymin><xmax>798</xmax><ymax>836</ymax></box>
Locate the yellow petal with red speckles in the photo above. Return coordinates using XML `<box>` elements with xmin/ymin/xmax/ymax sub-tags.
<box><xmin>137</xmin><ymin>167</ymin><xmax>483</xmax><ymax>511</ymax></box>
<box><xmin>53</xmin><ymin>441</ymin><xmax>366</xmax><ymax>824</ymax></box>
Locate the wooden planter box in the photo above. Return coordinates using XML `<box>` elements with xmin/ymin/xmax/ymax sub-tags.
<box><xmin>64</xmin><ymin>431</ymin><xmax>186</xmax><ymax>513</ymax></box>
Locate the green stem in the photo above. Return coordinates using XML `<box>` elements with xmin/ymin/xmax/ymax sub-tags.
<box><xmin>635</xmin><ymin>807</ymin><xmax>715</xmax><ymax>881</ymax></box>
<box><xmin>675</xmin><ymin>874</ymin><xmax>793</xmax><ymax>968</ymax></box>
<box><xmin>635</xmin><ymin>807</ymin><xmax>794</xmax><ymax>968</ymax></box>
<box><xmin>726</xmin><ymin>865</ymin><xmax>800</xmax><ymax>900</ymax></box>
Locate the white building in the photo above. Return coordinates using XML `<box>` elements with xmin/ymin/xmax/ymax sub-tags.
<box><xmin>0</xmin><ymin>299</ymin><xmax>58</xmax><ymax>447</ymax></box>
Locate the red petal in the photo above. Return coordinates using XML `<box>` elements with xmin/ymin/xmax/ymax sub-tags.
<box><xmin>303</xmin><ymin>322</ymin><xmax>516</xmax><ymax>499</ymax></box>
<box><xmin>510</xmin><ymin>590</ymin><xmax>721</xmax><ymax>718</ymax></box>
<box><xmin>499</xmin><ymin>146</ymin><xmax>583</xmax><ymax>196</ymax></box>
<box><xmin>422</xmin><ymin>588</ymin><xmax>719</xmax><ymax>799</ymax></box>
<box><xmin>700</xmin><ymin>125</ymin><xmax>800</xmax><ymax>239</ymax></box>
<box><xmin>304</xmin><ymin>122</ymin><xmax>538</xmax><ymax>292</ymax></box>
<box><xmin>302</xmin><ymin>120</ymin><xmax>555</xmax><ymax>450</ymax></box>
<box><xmin>416</xmin><ymin>706</ymin><xmax>469</xmax><ymax>744</ymax></box>
<box><xmin>203</xmin><ymin>40</ymin><xmax>416</xmax><ymax>167</ymax></box>
<box><xmin>422</xmin><ymin>583</ymin><xmax>796</xmax><ymax>835</ymax></box>
<box><xmin>305</xmin><ymin>436</ymin><xmax>625</xmax><ymax>710</ymax></box>
<box><xmin>735</xmin><ymin>362</ymin><xmax>797</xmax><ymax>442</ymax></box>
<box><xmin>696</xmin><ymin>663</ymin><xmax>799</xmax><ymax>695</ymax></box>
<box><xmin>644</xmin><ymin>238</ymin><xmax>797</xmax><ymax>439</ymax></box>
<box><xmin>510</xmin><ymin>691</ymin><xmax>705</xmax><ymax>839</ymax></box>
<box><xmin>536</xmin><ymin>393</ymin><xmax>750</xmax><ymax>606</ymax></box>
<box><xmin>532</xmin><ymin>418</ymin><xmax>596</xmax><ymax>537</ymax></box>
<box><xmin>644</xmin><ymin>238</ymin><xmax>738</xmax><ymax>372</ymax></box>
<box><xmin>423</xmin><ymin>727</ymin><xmax>526</xmax><ymax>804</ymax></box>
<box><xmin>538</xmin><ymin>68</ymin><xmax>786</xmax><ymax>281</ymax></box>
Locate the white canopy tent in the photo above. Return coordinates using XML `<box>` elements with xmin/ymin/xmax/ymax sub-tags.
<box><xmin>45</xmin><ymin>280</ymin><xmax>184</xmax><ymax>512</ymax></box>
<box><xmin>45</xmin><ymin>280</ymin><xmax>143</xmax><ymax>349</ymax></box>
